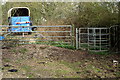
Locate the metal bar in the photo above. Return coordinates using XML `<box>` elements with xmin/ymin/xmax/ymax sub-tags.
<box><xmin>70</xmin><ymin>25</ymin><xmax>73</xmax><ymax>46</ymax></box>
<box><xmin>78</xmin><ymin>33</ymin><xmax>88</xmax><ymax>34</ymax></box>
<box><xmin>0</xmin><ymin>25</ymin><xmax>72</xmax><ymax>28</ymax></box>
<box><xmin>94</xmin><ymin>28</ymin><xmax>96</xmax><ymax>50</ymax></box>
<box><xmin>8</xmin><ymin>36</ymin><xmax>71</xmax><ymax>38</ymax></box>
<box><xmin>72</xmin><ymin>25</ymin><xmax>75</xmax><ymax>47</ymax></box>
<box><xmin>88</xmin><ymin>28</ymin><xmax>89</xmax><ymax>50</ymax></box>
<box><xmin>19</xmin><ymin>40</ymin><xmax>70</xmax><ymax>43</ymax></box>
<box><xmin>89</xmin><ymin>43</ymin><xmax>109</xmax><ymax>45</ymax></box>
<box><xmin>76</xmin><ymin>28</ymin><xmax>78</xmax><ymax>49</ymax></box>
<box><xmin>89</xmin><ymin>40</ymin><xmax>108</xmax><ymax>41</ymax></box>
<box><xmin>88</xmin><ymin>45</ymin><xmax>109</xmax><ymax>47</ymax></box>
<box><xmin>79</xmin><ymin>28</ymin><xmax>81</xmax><ymax>49</ymax></box>
<box><xmin>89</xmin><ymin>50</ymin><xmax>108</xmax><ymax>52</ymax></box>
<box><xmin>77</xmin><ymin>28</ymin><xmax>108</xmax><ymax>29</ymax></box>
<box><xmin>19</xmin><ymin>42</ymin><xmax>72</xmax><ymax>45</ymax></box>
<box><xmin>100</xmin><ymin>29</ymin><xmax>101</xmax><ymax>51</ymax></box>
<box><xmin>6</xmin><ymin>38</ymin><xmax>71</xmax><ymax>41</ymax></box>
<box><xmin>3</xmin><ymin>39</ymin><xmax>71</xmax><ymax>42</ymax></box>
<box><xmin>79</xmin><ymin>43</ymin><xmax>89</xmax><ymax>44</ymax></box>
<box><xmin>77</xmin><ymin>33</ymin><xmax>109</xmax><ymax>36</ymax></box>
<box><xmin>109</xmin><ymin>28</ymin><xmax>110</xmax><ymax>51</ymax></box>
<box><xmin>78</xmin><ymin>33</ymin><xmax>109</xmax><ymax>35</ymax></box>
<box><xmin>1</xmin><ymin>31</ymin><xmax>71</xmax><ymax>33</ymax></box>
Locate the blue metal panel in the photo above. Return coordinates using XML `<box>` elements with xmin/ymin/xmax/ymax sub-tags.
<box><xmin>8</xmin><ymin>27</ymin><xmax>32</xmax><ymax>32</ymax></box>
<box><xmin>8</xmin><ymin>16</ymin><xmax>32</xmax><ymax>32</ymax></box>
<box><xmin>0</xmin><ymin>36</ymin><xmax>5</xmax><ymax>40</ymax></box>
<box><xmin>11</xmin><ymin>16</ymin><xmax>31</xmax><ymax>26</ymax></box>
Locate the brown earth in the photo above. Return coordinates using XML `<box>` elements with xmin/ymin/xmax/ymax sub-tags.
<box><xmin>2</xmin><ymin>44</ymin><xmax>120</xmax><ymax>78</ymax></box>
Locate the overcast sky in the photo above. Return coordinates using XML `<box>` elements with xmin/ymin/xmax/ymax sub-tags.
<box><xmin>1</xmin><ymin>0</ymin><xmax>120</xmax><ymax>5</ymax></box>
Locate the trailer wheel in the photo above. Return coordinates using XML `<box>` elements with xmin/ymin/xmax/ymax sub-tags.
<box><xmin>28</xmin><ymin>32</ymin><xmax>32</xmax><ymax>35</ymax></box>
<box><xmin>32</xmin><ymin>27</ymin><xmax>37</xmax><ymax>31</ymax></box>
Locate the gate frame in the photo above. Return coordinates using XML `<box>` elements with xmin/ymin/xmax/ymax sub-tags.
<box><xmin>76</xmin><ymin>27</ymin><xmax>110</xmax><ymax>52</ymax></box>
<box><xmin>0</xmin><ymin>25</ymin><xmax>73</xmax><ymax>46</ymax></box>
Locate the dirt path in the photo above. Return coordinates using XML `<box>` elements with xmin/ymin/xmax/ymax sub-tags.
<box><xmin>2</xmin><ymin>44</ymin><xmax>120</xmax><ymax>78</ymax></box>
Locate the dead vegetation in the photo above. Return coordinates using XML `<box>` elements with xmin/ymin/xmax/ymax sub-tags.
<box><xmin>2</xmin><ymin>44</ymin><xmax>120</xmax><ymax>78</ymax></box>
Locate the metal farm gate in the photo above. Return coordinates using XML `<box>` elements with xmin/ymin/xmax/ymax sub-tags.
<box><xmin>76</xmin><ymin>27</ymin><xmax>110</xmax><ymax>52</ymax></box>
<box><xmin>0</xmin><ymin>25</ymin><xmax>73</xmax><ymax>46</ymax></box>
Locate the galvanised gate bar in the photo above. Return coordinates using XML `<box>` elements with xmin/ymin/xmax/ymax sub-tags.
<box><xmin>76</xmin><ymin>27</ymin><xmax>110</xmax><ymax>52</ymax></box>
<box><xmin>0</xmin><ymin>25</ymin><xmax>73</xmax><ymax>46</ymax></box>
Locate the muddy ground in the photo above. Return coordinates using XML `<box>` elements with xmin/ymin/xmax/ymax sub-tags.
<box><xmin>2</xmin><ymin>44</ymin><xmax>120</xmax><ymax>78</ymax></box>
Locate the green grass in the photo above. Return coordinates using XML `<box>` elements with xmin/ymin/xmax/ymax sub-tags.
<box><xmin>79</xmin><ymin>44</ymin><xmax>110</xmax><ymax>55</ymax></box>
<box><xmin>59</xmin><ymin>61</ymin><xmax>81</xmax><ymax>71</ymax></box>
<box><xmin>21</xmin><ymin>65</ymin><xmax>35</xmax><ymax>78</ymax></box>
<box><xmin>89</xmin><ymin>47</ymin><xmax>108</xmax><ymax>50</ymax></box>
<box><xmin>55</xmin><ymin>69</ymin><xmax>70</xmax><ymax>77</ymax></box>
<box><xmin>64</xmin><ymin>76</ymin><xmax>81</xmax><ymax>78</ymax></box>
<box><xmin>3</xmin><ymin>59</ymin><xmax>11</xmax><ymax>62</ymax></box>
<box><xmin>86</xmin><ymin>65</ymin><xmax>102</xmax><ymax>73</ymax></box>
<box><xmin>21</xmin><ymin>65</ymin><xmax>31</xmax><ymax>73</ymax></box>
<box><xmin>18</xmin><ymin>48</ymin><xmax>28</xmax><ymax>54</ymax></box>
<box><xmin>80</xmin><ymin>44</ymin><xmax>88</xmax><ymax>49</ymax></box>
<box><xmin>89</xmin><ymin>51</ymin><xmax>109</xmax><ymax>55</ymax></box>
<box><xmin>28</xmin><ymin>73</ymin><xmax>34</xmax><ymax>78</ymax></box>
<box><xmin>35</xmin><ymin>41</ymin><xmax>75</xmax><ymax>50</ymax></box>
<box><xmin>115</xmin><ymin>71</ymin><xmax>120</xmax><ymax>77</ymax></box>
<box><xmin>55</xmin><ymin>45</ymin><xmax>75</xmax><ymax>50</ymax></box>
<box><xmin>11</xmin><ymin>49</ymin><xmax>17</xmax><ymax>53</ymax></box>
<box><xmin>94</xmin><ymin>68</ymin><xmax>102</xmax><ymax>73</ymax></box>
<box><xmin>10</xmin><ymin>48</ymin><xmax>28</xmax><ymax>54</ymax></box>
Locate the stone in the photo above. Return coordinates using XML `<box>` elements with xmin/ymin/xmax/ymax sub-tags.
<box><xmin>4</xmin><ymin>64</ymin><xmax>13</xmax><ymax>67</ymax></box>
<box><xmin>76</xmin><ymin>71</ymin><xmax>81</xmax><ymax>74</ymax></box>
<box><xmin>109</xmin><ymin>69</ymin><xmax>114</xmax><ymax>72</ymax></box>
<box><xmin>8</xmin><ymin>69</ymin><xmax>18</xmax><ymax>72</ymax></box>
<box><xmin>38</xmin><ymin>61</ymin><xmax>47</xmax><ymax>64</ymax></box>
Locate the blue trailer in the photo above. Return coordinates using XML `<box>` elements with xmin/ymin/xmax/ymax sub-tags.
<box><xmin>8</xmin><ymin>7</ymin><xmax>33</xmax><ymax>32</ymax></box>
<box><xmin>0</xmin><ymin>7</ymin><xmax>37</xmax><ymax>41</ymax></box>
<box><xmin>0</xmin><ymin>36</ymin><xmax>5</xmax><ymax>40</ymax></box>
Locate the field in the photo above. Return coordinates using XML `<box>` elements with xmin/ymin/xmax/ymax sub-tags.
<box><xmin>2</xmin><ymin>44</ymin><xmax>120</xmax><ymax>78</ymax></box>
<box><xmin>1</xmin><ymin>2</ymin><xmax>120</xmax><ymax>79</ymax></box>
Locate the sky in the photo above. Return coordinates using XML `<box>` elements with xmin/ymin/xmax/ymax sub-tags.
<box><xmin>1</xmin><ymin>0</ymin><xmax>120</xmax><ymax>5</ymax></box>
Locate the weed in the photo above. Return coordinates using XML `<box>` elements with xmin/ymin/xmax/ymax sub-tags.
<box><xmin>115</xmin><ymin>71</ymin><xmax>120</xmax><ymax>77</ymax></box>
<box><xmin>80</xmin><ymin>44</ymin><xmax>88</xmax><ymax>48</ymax></box>
<box><xmin>86</xmin><ymin>64</ymin><xmax>103</xmax><ymax>73</ymax></box>
<box><xmin>21</xmin><ymin>65</ymin><xmax>34</xmax><ymax>78</ymax></box>
<box><xmin>15</xmin><ymin>59</ymin><xmax>22</xmax><ymax>64</ymax></box>
<box><xmin>11</xmin><ymin>49</ymin><xmax>17</xmax><ymax>53</ymax></box>
<box><xmin>60</xmin><ymin>61</ymin><xmax>81</xmax><ymax>71</ymax></box>
<box><xmin>18</xmin><ymin>48</ymin><xmax>28</xmax><ymax>54</ymax></box>
<box><xmin>21</xmin><ymin>65</ymin><xmax>31</xmax><ymax>72</ymax></box>
<box><xmin>55</xmin><ymin>45</ymin><xmax>75</xmax><ymax>50</ymax></box>
<box><xmin>89</xmin><ymin>51</ymin><xmax>109</xmax><ymax>55</ymax></box>
<box><xmin>28</xmin><ymin>73</ymin><xmax>34</xmax><ymax>78</ymax></box>
<box><xmin>64</xmin><ymin>76</ymin><xmax>80</xmax><ymax>78</ymax></box>
<box><xmin>39</xmin><ymin>46</ymin><xmax>47</xmax><ymax>49</ymax></box>
<box><xmin>0</xmin><ymin>67</ymin><xmax>3</xmax><ymax>70</ymax></box>
<box><xmin>36</xmin><ymin>41</ymin><xmax>75</xmax><ymax>50</ymax></box>
<box><xmin>55</xmin><ymin>69</ymin><xmax>70</xmax><ymax>77</ymax></box>
<box><xmin>95</xmin><ymin>68</ymin><xmax>102</xmax><ymax>72</ymax></box>
<box><xmin>3</xmin><ymin>59</ymin><xmax>11</xmax><ymax>62</ymax></box>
